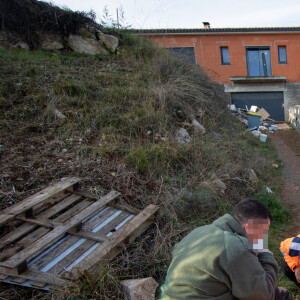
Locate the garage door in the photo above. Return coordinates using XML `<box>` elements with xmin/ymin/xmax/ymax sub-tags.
<box><xmin>231</xmin><ymin>92</ymin><xmax>284</xmax><ymax>121</ymax></box>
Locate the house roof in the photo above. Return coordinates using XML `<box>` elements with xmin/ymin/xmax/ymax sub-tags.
<box><xmin>132</xmin><ymin>27</ymin><xmax>300</xmax><ymax>35</ymax></box>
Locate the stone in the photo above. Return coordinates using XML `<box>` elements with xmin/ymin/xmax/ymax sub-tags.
<box><xmin>248</xmin><ymin>168</ymin><xmax>259</xmax><ymax>183</ymax></box>
<box><xmin>176</xmin><ymin>128</ymin><xmax>190</xmax><ymax>144</ymax></box>
<box><xmin>13</xmin><ymin>41</ymin><xmax>29</xmax><ymax>50</ymax></box>
<box><xmin>272</xmin><ymin>164</ymin><xmax>279</xmax><ymax>168</ymax></box>
<box><xmin>212</xmin><ymin>179</ymin><xmax>227</xmax><ymax>193</ymax></box>
<box><xmin>67</xmin><ymin>35</ymin><xmax>109</xmax><ymax>55</ymax></box>
<box><xmin>53</xmin><ymin>109</ymin><xmax>66</xmax><ymax>119</ymax></box>
<box><xmin>98</xmin><ymin>33</ymin><xmax>119</xmax><ymax>53</ymax></box>
<box><xmin>191</xmin><ymin>119</ymin><xmax>206</xmax><ymax>134</ymax></box>
<box><xmin>121</xmin><ymin>277</ymin><xmax>159</xmax><ymax>300</ymax></box>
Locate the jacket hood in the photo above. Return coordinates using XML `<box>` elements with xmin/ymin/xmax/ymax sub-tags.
<box><xmin>213</xmin><ymin>213</ymin><xmax>247</xmax><ymax>238</ymax></box>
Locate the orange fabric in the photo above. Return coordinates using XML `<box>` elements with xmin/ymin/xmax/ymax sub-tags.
<box><xmin>280</xmin><ymin>234</ymin><xmax>300</xmax><ymax>272</ymax></box>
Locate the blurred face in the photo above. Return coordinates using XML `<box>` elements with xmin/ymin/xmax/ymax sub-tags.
<box><xmin>243</xmin><ymin>218</ymin><xmax>270</xmax><ymax>245</ymax></box>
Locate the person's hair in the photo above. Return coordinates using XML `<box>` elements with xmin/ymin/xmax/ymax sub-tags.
<box><xmin>231</xmin><ymin>198</ymin><xmax>272</xmax><ymax>225</ymax></box>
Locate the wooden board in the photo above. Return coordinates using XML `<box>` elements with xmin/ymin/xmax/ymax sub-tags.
<box><xmin>0</xmin><ymin>177</ymin><xmax>159</xmax><ymax>290</ymax></box>
<box><xmin>257</xmin><ymin>107</ymin><xmax>270</xmax><ymax>120</ymax></box>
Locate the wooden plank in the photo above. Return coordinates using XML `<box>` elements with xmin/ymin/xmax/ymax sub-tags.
<box><xmin>0</xmin><ymin>273</ymin><xmax>7</xmax><ymax>280</ymax></box>
<box><xmin>47</xmin><ymin>211</ymin><xmax>130</xmax><ymax>276</ymax></box>
<box><xmin>0</xmin><ymin>199</ymin><xmax>96</xmax><ymax>285</ymax></box>
<box><xmin>0</xmin><ymin>266</ymin><xmax>65</xmax><ymax>286</ymax></box>
<box><xmin>0</xmin><ymin>177</ymin><xmax>81</xmax><ymax>226</ymax></box>
<box><xmin>29</xmin><ymin>207</ymin><xmax>118</xmax><ymax>273</ymax></box>
<box><xmin>68</xmin><ymin>230</ymin><xmax>108</xmax><ymax>242</ymax></box>
<box><xmin>70</xmin><ymin>190</ymin><xmax>141</xmax><ymax>215</ymax></box>
<box><xmin>0</xmin><ymin>194</ymin><xmax>82</xmax><ymax>250</ymax></box>
<box><xmin>16</xmin><ymin>216</ymin><xmax>61</xmax><ymax>229</ymax></box>
<box><xmin>68</xmin><ymin>204</ymin><xmax>159</xmax><ymax>276</ymax></box>
<box><xmin>257</xmin><ymin>107</ymin><xmax>270</xmax><ymax>120</ymax></box>
<box><xmin>0</xmin><ymin>197</ymin><xmax>90</xmax><ymax>263</ymax></box>
<box><xmin>0</xmin><ymin>191</ymin><xmax>120</xmax><ymax>272</ymax></box>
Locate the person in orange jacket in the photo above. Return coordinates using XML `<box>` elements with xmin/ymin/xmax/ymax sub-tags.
<box><xmin>280</xmin><ymin>234</ymin><xmax>300</xmax><ymax>289</ymax></box>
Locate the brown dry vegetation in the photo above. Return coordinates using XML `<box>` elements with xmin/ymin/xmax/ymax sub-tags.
<box><xmin>0</xmin><ymin>32</ymin><xmax>292</xmax><ymax>299</ymax></box>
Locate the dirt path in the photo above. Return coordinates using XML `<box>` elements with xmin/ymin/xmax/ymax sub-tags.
<box><xmin>269</xmin><ymin>129</ymin><xmax>300</xmax><ymax>234</ymax></box>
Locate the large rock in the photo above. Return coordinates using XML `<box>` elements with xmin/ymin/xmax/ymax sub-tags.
<box><xmin>121</xmin><ymin>277</ymin><xmax>159</xmax><ymax>300</ymax></box>
<box><xmin>67</xmin><ymin>35</ymin><xmax>109</xmax><ymax>55</ymax></box>
<box><xmin>98</xmin><ymin>33</ymin><xmax>119</xmax><ymax>53</ymax></box>
<box><xmin>176</xmin><ymin>128</ymin><xmax>190</xmax><ymax>145</ymax></box>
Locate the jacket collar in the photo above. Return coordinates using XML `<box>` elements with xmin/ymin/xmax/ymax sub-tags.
<box><xmin>213</xmin><ymin>214</ymin><xmax>247</xmax><ymax>238</ymax></box>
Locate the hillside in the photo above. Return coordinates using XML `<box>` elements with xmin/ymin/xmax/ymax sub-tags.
<box><xmin>0</xmin><ymin>14</ymin><xmax>288</xmax><ymax>300</ymax></box>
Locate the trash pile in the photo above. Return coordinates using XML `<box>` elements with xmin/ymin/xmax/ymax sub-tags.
<box><xmin>229</xmin><ymin>104</ymin><xmax>278</xmax><ymax>143</ymax></box>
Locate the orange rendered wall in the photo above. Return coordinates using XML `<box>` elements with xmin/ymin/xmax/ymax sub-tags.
<box><xmin>149</xmin><ymin>33</ymin><xmax>300</xmax><ymax>83</ymax></box>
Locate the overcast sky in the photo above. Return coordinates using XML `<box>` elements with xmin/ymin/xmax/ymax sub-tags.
<box><xmin>45</xmin><ymin>0</ymin><xmax>300</xmax><ymax>29</ymax></box>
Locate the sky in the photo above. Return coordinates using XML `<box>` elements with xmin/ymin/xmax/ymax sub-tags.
<box><xmin>44</xmin><ymin>0</ymin><xmax>300</xmax><ymax>29</ymax></box>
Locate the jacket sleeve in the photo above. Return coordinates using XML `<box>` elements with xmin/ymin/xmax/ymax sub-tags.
<box><xmin>225</xmin><ymin>250</ymin><xmax>278</xmax><ymax>300</ymax></box>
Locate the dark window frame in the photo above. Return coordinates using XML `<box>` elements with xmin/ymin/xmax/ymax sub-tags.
<box><xmin>278</xmin><ymin>45</ymin><xmax>287</xmax><ymax>64</ymax></box>
<box><xmin>245</xmin><ymin>46</ymin><xmax>272</xmax><ymax>77</ymax></box>
<box><xmin>220</xmin><ymin>46</ymin><xmax>230</xmax><ymax>65</ymax></box>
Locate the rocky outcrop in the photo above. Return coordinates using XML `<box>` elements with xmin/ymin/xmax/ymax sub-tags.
<box><xmin>0</xmin><ymin>27</ymin><xmax>119</xmax><ymax>56</ymax></box>
<box><xmin>66</xmin><ymin>35</ymin><xmax>109</xmax><ymax>55</ymax></box>
<box><xmin>98</xmin><ymin>33</ymin><xmax>119</xmax><ymax>53</ymax></box>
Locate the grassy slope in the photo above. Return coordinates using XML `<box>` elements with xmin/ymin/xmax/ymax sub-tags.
<box><xmin>0</xmin><ymin>33</ymin><xmax>295</xmax><ymax>299</ymax></box>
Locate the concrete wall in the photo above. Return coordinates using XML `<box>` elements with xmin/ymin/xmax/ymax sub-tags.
<box><xmin>289</xmin><ymin>105</ymin><xmax>300</xmax><ymax>132</ymax></box>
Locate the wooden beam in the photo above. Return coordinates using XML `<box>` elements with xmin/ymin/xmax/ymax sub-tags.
<box><xmin>68</xmin><ymin>204</ymin><xmax>159</xmax><ymax>276</ymax></box>
<box><xmin>0</xmin><ymin>191</ymin><xmax>120</xmax><ymax>273</ymax></box>
<box><xmin>68</xmin><ymin>229</ymin><xmax>108</xmax><ymax>242</ymax></box>
<box><xmin>0</xmin><ymin>177</ymin><xmax>81</xmax><ymax>226</ymax></box>
<box><xmin>0</xmin><ymin>266</ymin><xmax>65</xmax><ymax>286</ymax></box>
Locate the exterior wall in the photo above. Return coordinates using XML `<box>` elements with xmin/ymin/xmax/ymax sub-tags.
<box><xmin>289</xmin><ymin>105</ymin><xmax>300</xmax><ymax>132</ymax></box>
<box><xmin>150</xmin><ymin>33</ymin><xmax>300</xmax><ymax>83</ymax></box>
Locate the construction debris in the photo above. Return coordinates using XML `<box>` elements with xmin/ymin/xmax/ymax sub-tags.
<box><xmin>229</xmin><ymin>105</ymin><xmax>289</xmax><ymax>143</ymax></box>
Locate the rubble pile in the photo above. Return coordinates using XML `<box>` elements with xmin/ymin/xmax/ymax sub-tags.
<box><xmin>229</xmin><ymin>104</ymin><xmax>279</xmax><ymax>143</ymax></box>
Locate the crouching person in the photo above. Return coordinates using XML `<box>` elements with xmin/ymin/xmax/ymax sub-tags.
<box><xmin>160</xmin><ymin>198</ymin><xmax>291</xmax><ymax>300</ymax></box>
<box><xmin>280</xmin><ymin>234</ymin><xmax>300</xmax><ymax>291</ymax></box>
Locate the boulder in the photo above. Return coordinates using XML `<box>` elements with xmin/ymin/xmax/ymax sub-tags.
<box><xmin>121</xmin><ymin>277</ymin><xmax>159</xmax><ymax>300</ymax></box>
<box><xmin>98</xmin><ymin>33</ymin><xmax>119</xmax><ymax>53</ymax></box>
<box><xmin>67</xmin><ymin>35</ymin><xmax>109</xmax><ymax>55</ymax></box>
<box><xmin>176</xmin><ymin>128</ymin><xmax>190</xmax><ymax>145</ymax></box>
<box><xmin>191</xmin><ymin>119</ymin><xmax>206</xmax><ymax>134</ymax></box>
<box><xmin>13</xmin><ymin>41</ymin><xmax>29</xmax><ymax>50</ymax></box>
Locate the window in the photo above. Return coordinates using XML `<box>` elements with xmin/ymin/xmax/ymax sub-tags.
<box><xmin>166</xmin><ymin>47</ymin><xmax>196</xmax><ymax>64</ymax></box>
<box><xmin>220</xmin><ymin>47</ymin><xmax>230</xmax><ymax>65</ymax></box>
<box><xmin>278</xmin><ymin>46</ymin><xmax>287</xmax><ymax>64</ymax></box>
<box><xmin>246</xmin><ymin>47</ymin><xmax>271</xmax><ymax>76</ymax></box>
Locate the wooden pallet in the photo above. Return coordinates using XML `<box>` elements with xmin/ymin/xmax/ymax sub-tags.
<box><xmin>0</xmin><ymin>177</ymin><xmax>159</xmax><ymax>290</ymax></box>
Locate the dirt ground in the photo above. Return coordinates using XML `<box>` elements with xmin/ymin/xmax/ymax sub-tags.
<box><xmin>269</xmin><ymin>128</ymin><xmax>300</xmax><ymax>234</ymax></box>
